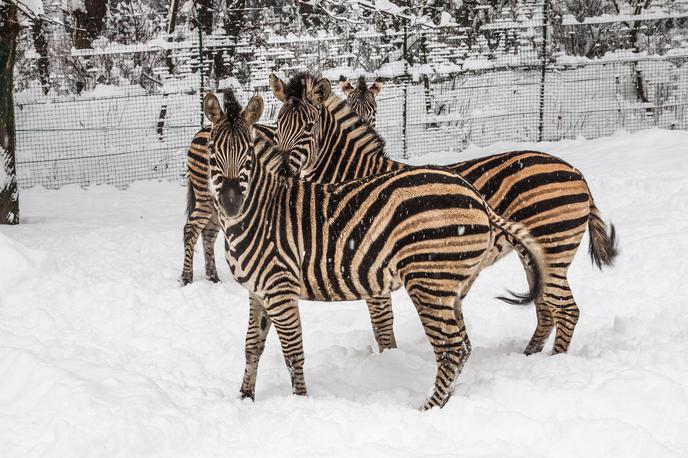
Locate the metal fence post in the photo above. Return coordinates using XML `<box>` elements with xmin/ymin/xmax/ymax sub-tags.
<box><xmin>538</xmin><ymin>0</ymin><xmax>549</xmax><ymax>142</ymax></box>
<box><xmin>402</xmin><ymin>23</ymin><xmax>409</xmax><ymax>160</ymax></box>
<box><xmin>197</xmin><ymin>11</ymin><xmax>205</xmax><ymax>129</ymax></box>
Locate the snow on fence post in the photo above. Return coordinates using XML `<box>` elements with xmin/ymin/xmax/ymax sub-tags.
<box><xmin>538</xmin><ymin>0</ymin><xmax>550</xmax><ymax>142</ymax></box>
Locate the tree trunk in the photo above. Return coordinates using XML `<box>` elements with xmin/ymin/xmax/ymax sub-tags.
<box><xmin>72</xmin><ymin>0</ymin><xmax>107</xmax><ymax>49</ymax></box>
<box><xmin>0</xmin><ymin>3</ymin><xmax>20</xmax><ymax>224</ymax></box>
<box><xmin>31</xmin><ymin>18</ymin><xmax>50</xmax><ymax>95</ymax></box>
<box><xmin>165</xmin><ymin>0</ymin><xmax>180</xmax><ymax>74</ymax></box>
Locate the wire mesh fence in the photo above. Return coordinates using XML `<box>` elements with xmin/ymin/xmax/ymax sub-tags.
<box><xmin>13</xmin><ymin>2</ymin><xmax>688</xmax><ymax>189</ymax></box>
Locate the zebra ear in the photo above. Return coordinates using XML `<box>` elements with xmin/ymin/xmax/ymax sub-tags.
<box><xmin>269</xmin><ymin>74</ymin><xmax>287</xmax><ymax>102</ymax></box>
<box><xmin>203</xmin><ymin>93</ymin><xmax>225</xmax><ymax>124</ymax></box>
<box><xmin>242</xmin><ymin>95</ymin><xmax>264</xmax><ymax>125</ymax></box>
<box><xmin>370</xmin><ymin>78</ymin><xmax>384</xmax><ymax>97</ymax></box>
<box><xmin>308</xmin><ymin>77</ymin><xmax>331</xmax><ymax>106</ymax></box>
<box><xmin>338</xmin><ymin>76</ymin><xmax>354</xmax><ymax>97</ymax></box>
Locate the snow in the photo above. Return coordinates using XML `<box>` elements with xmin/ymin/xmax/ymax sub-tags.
<box><xmin>2</xmin><ymin>129</ymin><xmax>688</xmax><ymax>456</ymax></box>
<box><xmin>13</xmin><ymin>0</ymin><xmax>45</xmax><ymax>17</ymax></box>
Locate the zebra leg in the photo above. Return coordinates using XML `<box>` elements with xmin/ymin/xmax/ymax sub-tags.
<box><xmin>521</xmin><ymin>254</ymin><xmax>555</xmax><ymax>355</ymax></box>
<box><xmin>263</xmin><ymin>289</ymin><xmax>307</xmax><ymax>396</ymax></box>
<box><xmin>509</xmin><ymin>240</ymin><xmax>555</xmax><ymax>355</ymax></box>
<box><xmin>453</xmin><ymin>298</ymin><xmax>472</xmax><ymax>355</ymax></box>
<box><xmin>452</xmin><ymin>270</ymin><xmax>482</xmax><ymax>355</ymax></box>
<box><xmin>551</xmin><ymin>277</ymin><xmax>580</xmax><ymax>354</ymax></box>
<box><xmin>181</xmin><ymin>204</ymin><xmax>210</xmax><ymax>286</ymax></box>
<box><xmin>408</xmin><ymin>289</ymin><xmax>469</xmax><ymax>410</ymax></box>
<box><xmin>524</xmin><ymin>296</ymin><xmax>555</xmax><ymax>355</ymax></box>
<box><xmin>201</xmin><ymin>215</ymin><xmax>221</xmax><ymax>283</ymax></box>
<box><xmin>240</xmin><ymin>293</ymin><xmax>272</xmax><ymax>400</ymax></box>
<box><xmin>544</xmin><ymin>232</ymin><xmax>585</xmax><ymax>354</ymax></box>
<box><xmin>365</xmin><ymin>296</ymin><xmax>397</xmax><ymax>352</ymax></box>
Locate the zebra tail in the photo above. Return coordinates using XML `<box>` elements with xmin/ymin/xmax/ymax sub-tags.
<box><xmin>587</xmin><ymin>198</ymin><xmax>619</xmax><ymax>269</ymax></box>
<box><xmin>485</xmin><ymin>206</ymin><xmax>546</xmax><ymax>306</ymax></box>
<box><xmin>185</xmin><ymin>180</ymin><xmax>196</xmax><ymax>217</ymax></box>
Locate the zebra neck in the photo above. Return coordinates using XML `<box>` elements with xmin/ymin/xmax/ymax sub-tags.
<box><xmin>307</xmin><ymin>96</ymin><xmax>396</xmax><ymax>183</ymax></box>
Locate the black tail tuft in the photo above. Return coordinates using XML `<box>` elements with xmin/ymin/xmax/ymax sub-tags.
<box><xmin>185</xmin><ymin>181</ymin><xmax>196</xmax><ymax>217</ymax></box>
<box><xmin>485</xmin><ymin>206</ymin><xmax>545</xmax><ymax>307</ymax></box>
<box><xmin>496</xmin><ymin>289</ymin><xmax>536</xmax><ymax>305</ymax></box>
<box><xmin>588</xmin><ymin>204</ymin><xmax>619</xmax><ymax>269</ymax></box>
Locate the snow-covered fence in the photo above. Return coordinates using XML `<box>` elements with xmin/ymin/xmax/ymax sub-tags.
<box><xmin>12</xmin><ymin>2</ymin><xmax>688</xmax><ymax>189</ymax></box>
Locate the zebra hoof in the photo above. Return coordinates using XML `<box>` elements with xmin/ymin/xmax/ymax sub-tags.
<box><xmin>421</xmin><ymin>400</ymin><xmax>440</xmax><ymax>411</ymax></box>
<box><xmin>180</xmin><ymin>274</ymin><xmax>193</xmax><ymax>286</ymax></box>
<box><xmin>240</xmin><ymin>390</ymin><xmax>255</xmax><ymax>401</ymax></box>
<box><xmin>524</xmin><ymin>342</ymin><xmax>545</xmax><ymax>355</ymax></box>
<box><xmin>206</xmin><ymin>274</ymin><xmax>221</xmax><ymax>283</ymax></box>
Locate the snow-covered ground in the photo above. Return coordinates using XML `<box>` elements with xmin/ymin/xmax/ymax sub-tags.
<box><xmin>1</xmin><ymin>129</ymin><xmax>687</xmax><ymax>457</ymax></box>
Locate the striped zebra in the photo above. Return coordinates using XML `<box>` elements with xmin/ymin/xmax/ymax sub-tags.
<box><xmin>181</xmin><ymin>124</ymin><xmax>218</xmax><ymax>286</ymax></box>
<box><xmin>269</xmin><ymin>72</ymin><xmax>618</xmax><ymax>355</ymax></box>
<box><xmin>180</xmin><ymin>90</ymin><xmax>276</xmax><ymax>285</ymax></box>
<box><xmin>202</xmin><ymin>90</ymin><xmax>546</xmax><ymax>409</ymax></box>
<box><xmin>338</xmin><ymin>75</ymin><xmax>383</xmax><ymax>127</ymax></box>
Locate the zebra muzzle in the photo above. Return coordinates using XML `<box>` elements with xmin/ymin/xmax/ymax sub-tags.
<box><xmin>219</xmin><ymin>179</ymin><xmax>243</xmax><ymax>217</ymax></box>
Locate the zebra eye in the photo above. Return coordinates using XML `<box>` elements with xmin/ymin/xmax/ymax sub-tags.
<box><xmin>305</xmin><ymin>122</ymin><xmax>315</xmax><ymax>133</ymax></box>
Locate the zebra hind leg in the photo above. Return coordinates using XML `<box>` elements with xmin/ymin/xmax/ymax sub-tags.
<box><xmin>408</xmin><ymin>287</ymin><xmax>470</xmax><ymax>410</ymax></box>
<box><xmin>551</xmin><ymin>277</ymin><xmax>580</xmax><ymax>354</ymax></box>
<box><xmin>365</xmin><ymin>296</ymin><xmax>397</xmax><ymax>352</ymax></box>
<box><xmin>542</xmin><ymin>231</ymin><xmax>585</xmax><ymax>354</ymax></box>
<box><xmin>201</xmin><ymin>216</ymin><xmax>221</xmax><ymax>283</ymax></box>
<box><xmin>240</xmin><ymin>294</ymin><xmax>272</xmax><ymax>400</ymax></box>
<box><xmin>511</xmin><ymin>245</ymin><xmax>555</xmax><ymax>355</ymax></box>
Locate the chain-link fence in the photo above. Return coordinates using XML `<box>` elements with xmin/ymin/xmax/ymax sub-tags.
<box><xmin>13</xmin><ymin>2</ymin><xmax>688</xmax><ymax>189</ymax></box>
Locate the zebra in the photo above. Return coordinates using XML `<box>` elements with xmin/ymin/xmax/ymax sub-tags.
<box><xmin>201</xmin><ymin>90</ymin><xmax>547</xmax><ymax>409</ymax></box>
<box><xmin>181</xmin><ymin>124</ymin><xmax>217</xmax><ymax>286</ymax></box>
<box><xmin>338</xmin><ymin>75</ymin><xmax>383</xmax><ymax>127</ymax></box>
<box><xmin>269</xmin><ymin>71</ymin><xmax>618</xmax><ymax>355</ymax></box>
<box><xmin>180</xmin><ymin>89</ymin><xmax>277</xmax><ymax>286</ymax></box>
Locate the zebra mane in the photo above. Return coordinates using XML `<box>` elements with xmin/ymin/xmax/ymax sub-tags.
<box><xmin>283</xmin><ymin>71</ymin><xmax>319</xmax><ymax>100</ymax></box>
<box><xmin>322</xmin><ymin>94</ymin><xmax>388</xmax><ymax>159</ymax></box>
<box><xmin>356</xmin><ymin>76</ymin><xmax>367</xmax><ymax>92</ymax></box>
<box><xmin>222</xmin><ymin>88</ymin><xmax>244</xmax><ymax>123</ymax></box>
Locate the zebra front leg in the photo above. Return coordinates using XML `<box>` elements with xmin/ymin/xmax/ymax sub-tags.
<box><xmin>409</xmin><ymin>289</ymin><xmax>470</xmax><ymax>410</ymax></box>
<box><xmin>263</xmin><ymin>289</ymin><xmax>307</xmax><ymax>396</ymax></box>
<box><xmin>201</xmin><ymin>216</ymin><xmax>221</xmax><ymax>283</ymax></box>
<box><xmin>365</xmin><ymin>296</ymin><xmax>397</xmax><ymax>352</ymax></box>
<box><xmin>240</xmin><ymin>293</ymin><xmax>272</xmax><ymax>400</ymax></box>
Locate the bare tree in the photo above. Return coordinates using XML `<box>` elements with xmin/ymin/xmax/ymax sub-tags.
<box><xmin>1</xmin><ymin>1</ymin><xmax>21</xmax><ymax>224</ymax></box>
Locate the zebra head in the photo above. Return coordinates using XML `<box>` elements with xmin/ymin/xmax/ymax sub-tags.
<box><xmin>203</xmin><ymin>90</ymin><xmax>264</xmax><ymax>218</ymax></box>
<box><xmin>269</xmin><ymin>72</ymin><xmax>331</xmax><ymax>175</ymax></box>
<box><xmin>338</xmin><ymin>75</ymin><xmax>383</xmax><ymax>127</ymax></box>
